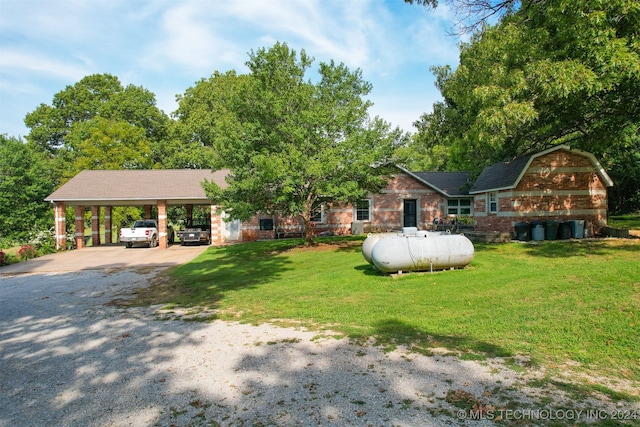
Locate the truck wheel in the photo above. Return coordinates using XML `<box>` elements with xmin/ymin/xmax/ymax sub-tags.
<box><xmin>150</xmin><ymin>236</ymin><xmax>157</xmax><ymax>248</ymax></box>
<box><xmin>126</xmin><ymin>242</ymin><xmax>133</xmax><ymax>248</ymax></box>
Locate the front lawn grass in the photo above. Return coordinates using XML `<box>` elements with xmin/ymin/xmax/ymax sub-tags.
<box><xmin>136</xmin><ymin>237</ymin><xmax>640</xmax><ymax>386</ymax></box>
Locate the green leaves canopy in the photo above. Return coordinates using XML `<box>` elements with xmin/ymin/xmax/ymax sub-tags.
<box><xmin>0</xmin><ymin>135</ymin><xmax>55</xmax><ymax>240</ymax></box>
<box><xmin>177</xmin><ymin>42</ymin><xmax>406</xmax><ymax>243</ymax></box>
<box><xmin>410</xmin><ymin>0</ymin><xmax>640</xmax><ymax>212</ymax></box>
<box><xmin>24</xmin><ymin>74</ymin><xmax>170</xmax><ymax>178</ymax></box>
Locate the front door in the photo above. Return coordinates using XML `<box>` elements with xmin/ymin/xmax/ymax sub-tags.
<box><xmin>403</xmin><ymin>199</ymin><xmax>417</xmax><ymax>227</ymax></box>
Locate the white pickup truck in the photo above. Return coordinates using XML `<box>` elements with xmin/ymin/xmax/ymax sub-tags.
<box><xmin>119</xmin><ymin>220</ymin><xmax>159</xmax><ymax>248</ymax></box>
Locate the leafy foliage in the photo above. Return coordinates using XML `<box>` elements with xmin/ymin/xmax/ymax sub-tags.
<box><xmin>409</xmin><ymin>0</ymin><xmax>640</xmax><ymax>212</ymax></box>
<box><xmin>66</xmin><ymin>117</ymin><xmax>154</xmax><ymax>170</ymax></box>
<box><xmin>17</xmin><ymin>245</ymin><xmax>36</xmax><ymax>260</ymax></box>
<box><xmin>24</xmin><ymin>73</ymin><xmax>171</xmax><ymax>178</ymax></box>
<box><xmin>0</xmin><ymin>135</ymin><xmax>55</xmax><ymax>241</ymax></box>
<box><xmin>179</xmin><ymin>42</ymin><xmax>407</xmax><ymax>244</ymax></box>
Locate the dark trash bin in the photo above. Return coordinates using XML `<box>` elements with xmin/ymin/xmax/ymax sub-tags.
<box><xmin>544</xmin><ymin>220</ymin><xmax>559</xmax><ymax>240</ymax></box>
<box><xmin>531</xmin><ymin>220</ymin><xmax>545</xmax><ymax>241</ymax></box>
<box><xmin>558</xmin><ymin>221</ymin><xmax>572</xmax><ymax>240</ymax></box>
<box><xmin>514</xmin><ymin>222</ymin><xmax>531</xmax><ymax>241</ymax></box>
<box><xmin>572</xmin><ymin>220</ymin><xmax>585</xmax><ymax>239</ymax></box>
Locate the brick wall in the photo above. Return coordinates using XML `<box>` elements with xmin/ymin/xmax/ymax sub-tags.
<box><xmin>233</xmin><ymin>172</ymin><xmax>446</xmax><ymax>241</ymax></box>
<box><xmin>474</xmin><ymin>150</ymin><xmax>608</xmax><ymax>234</ymax></box>
<box><xmin>371</xmin><ymin>173</ymin><xmax>446</xmax><ymax>230</ymax></box>
<box><xmin>224</xmin><ymin>151</ymin><xmax>609</xmax><ymax>241</ymax></box>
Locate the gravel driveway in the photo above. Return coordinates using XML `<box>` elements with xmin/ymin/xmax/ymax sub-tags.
<box><xmin>1</xmin><ymin>251</ymin><xmax>637</xmax><ymax>426</ymax></box>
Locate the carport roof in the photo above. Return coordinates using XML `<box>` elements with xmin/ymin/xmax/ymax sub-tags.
<box><xmin>45</xmin><ymin>169</ymin><xmax>229</xmax><ymax>206</ymax></box>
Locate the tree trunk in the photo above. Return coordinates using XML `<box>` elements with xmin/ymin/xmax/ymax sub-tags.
<box><xmin>303</xmin><ymin>217</ymin><xmax>315</xmax><ymax>246</ymax></box>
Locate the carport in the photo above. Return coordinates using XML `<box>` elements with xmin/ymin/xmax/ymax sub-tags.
<box><xmin>45</xmin><ymin>169</ymin><xmax>229</xmax><ymax>250</ymax></box>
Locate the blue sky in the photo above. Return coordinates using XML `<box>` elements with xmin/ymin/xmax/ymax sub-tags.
<box><xmin>0</xmin><ymin>0</ymin><xmax>462</xmax><ymax>139</ymax></box>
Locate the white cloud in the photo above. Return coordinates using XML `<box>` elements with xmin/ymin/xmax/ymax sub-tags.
<box><xmin>0</xmin><ymin>0</ymin><xmax>462</xmax><ymax>137</ymax></box>
<box><xmin>0</xmin><ymin>51</ymin><xmax>90</xmax><ymax>82</ymax></box>
<box><xmin>140</xmin><ymin>2</ymin><xmax>245</xmax><ymax>75</ymax></box>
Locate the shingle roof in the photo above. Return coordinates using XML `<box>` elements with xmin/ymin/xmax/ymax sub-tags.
<box><xmin>469</xmin><ymin>154</ymin><xmax>534</xmax><ymax>193</ymax></box>
<box><xmin>45</xmin><ymin>169</ymin><xmax>229</xmax><ymax>206</ymax></box>
<box><xmin>410</xmin><ymin>172</ymin><xmax>471</xmax><ymax>196</ymax></box>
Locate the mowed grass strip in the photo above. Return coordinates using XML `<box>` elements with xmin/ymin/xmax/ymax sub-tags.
<box><xmin>140</xmin><ymin>237</ymin><xmax>639</xmax><ymax>383</ymax></box>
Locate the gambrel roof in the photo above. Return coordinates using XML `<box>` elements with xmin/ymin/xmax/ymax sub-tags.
<box><xmin>469</xmin><ymin>145</ymin><xmax>614</xmax><ymax>194</ymax></box>
<box><xmin>45</xmin><ymin>169</ymin><xmax>229</xmax><ymax>206</ymax></box>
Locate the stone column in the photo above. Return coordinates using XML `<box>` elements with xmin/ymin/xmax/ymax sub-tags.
<box><xmin>158</xmin><ymin>200</ymin><xmax>168</xmax><ymax>249</ymax></box>
<box><xmin>91</xmin><ymin>206</ymin><xmax>101</xmax><ymax>247</ymax></box>
<box><xmin>186</xmin><ymin>204</ymin><xmax>193</xmax><ymax>223</ymax></box>
<box><xmin>54</xmin><ymin>202</ymin><xmax>66</xmax><ymax>250</ymax></box>
<box><xmin>144</xmin><ymin>205</ymin><xmax>152</xmax><ymax>219</ymax></box>
<box><xmin>75</xmin><ymin>206</ymin><xmax>85</xmax><ymax>249</ymax></box>
<box><xmin>210</xmin><ymin>205</ymin><xmax>220</xmax><ymax>245</ymax></box>
<box><xmin>104</xmin><ymin>206</ymin><xmax>112</xmax><ymax>244</ymax></box>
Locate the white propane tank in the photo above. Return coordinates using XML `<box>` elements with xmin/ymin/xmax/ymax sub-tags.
<box><xmin>402</xmin><ymin>226</ymin><xmax>418</xmax><ymax>236</ymax></box>
<box><xmin>370</xmin><ymin>234</ymin><xmax>474</xmax><ymax>273</ymax></box>
<box><xmin>361</xmin><ymin>232</ymin><xmax>400</xmax><ymax>264</ymax></box>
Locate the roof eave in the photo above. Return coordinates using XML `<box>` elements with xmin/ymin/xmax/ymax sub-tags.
<box><xmin>570</xmin><ymin>148</ymin><xmax>615</xmax><ymax>187</ymax></box>
<box><xmin>44</xmin><ymin>197</ymin><xmax>213</xmax><ymax>206</ymax></box>
<box><xmin>469</xmin><ymin>184</ymin><xmax>515</xmax><ymax>195</ymax></box>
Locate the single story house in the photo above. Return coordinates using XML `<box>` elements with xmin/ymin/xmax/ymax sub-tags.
<box><xmin>271</xmin><ymin>145</ymin><xmax>613</xmax><ymax>239</ymax></box>
<box><xmin>45</xmin><ymin>145</ymin><xmax>613</xmax><ymax>249</ymax></box>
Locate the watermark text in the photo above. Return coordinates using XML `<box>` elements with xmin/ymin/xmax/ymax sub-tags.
<box><xmin>456</xmin><ymin>408</ymin><xmax>638</xmax><ymax>422</ymax></box>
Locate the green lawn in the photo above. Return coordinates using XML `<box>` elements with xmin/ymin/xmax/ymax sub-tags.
<box><xmin>609</xmin><ymin>214</ymin><xmax>640</xmax><ymax>230</ymax></box>
<box><xmin>134</xmin><ymin>237</ymin><xmax>640</xmax><ymax>388</ymax></box>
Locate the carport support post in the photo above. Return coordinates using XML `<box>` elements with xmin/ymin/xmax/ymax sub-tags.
<box><xmin>210</xmin><ymin>204</ymin><xmax>220</xmax><ymax>245</ymax></box>
<box><xmin>144</xmin><ymin>205</ymin><xmax>152</xmax><ymax>219</ymax></box>
<box><xmin>54</xmin><ymin>202</ymin><xmax>66</xmax><ymax>250</ymax></box>
<box><xmin>186</xmin><ymin>204</ymin><xmax>193</xmax><ymax>223</ymax></box>
<box><xmin>104</xmin><ymin>206</ymin><xmax>112</xmax><ymax>244</ymax></box>
<box><xmin>75</xmin><ymin>206</ymin><xmax>85</xmax><ymax>249</ymax></box>
<box><xmin>158</xmin><ymin>200</ymin><xmax>168</xmax><ymax>249</ymax></box>
<box><xmin>91</xmin><ymin>206</ymin><xmax>101</xmax><ymax>247</ymax></box>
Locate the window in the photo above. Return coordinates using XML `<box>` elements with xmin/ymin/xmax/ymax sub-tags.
<box><xmin>447</xmin><ymin>199</ymin><xmax>472</xmax><ymax>216</ymax></box>
<box><xmin>259</xmin><ymin>218</ymin><xmax>274</xmax><ymax>231</ymax></box>
<box><xmin>310</xmin><ymin>204</ymin><xmax>325</xmax><ymax>223</ymax></box>
<box><xmin>446</xmin><ymin>200</ymin><xmax>469</xmax><ymax>215</ymax></box>
<box><xmin>488</xmin><ymin>192</ymin><xmax>498</xmax><ymax>213</ymax></box>
<box><xmin>355</xmin><ymin>199</ymin><xmax>371</xmax><ymax>222</ymax></box>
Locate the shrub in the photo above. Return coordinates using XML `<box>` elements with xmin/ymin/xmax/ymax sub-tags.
<box><xmin>17</xmin><ymin>245</ymin><xmax>36</xmax><ymax>261</ymax></box>
<box><xmin>29</xmin><ymin>228</ymin><xmax>56</xmax><ymax>254</ymax></box>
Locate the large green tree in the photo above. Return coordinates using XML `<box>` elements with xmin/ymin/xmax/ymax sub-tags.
<box><xmin>179</xmin><ymin>42</ymin><xmax>407</xmax><ymax>244</ymax></box>
<box><xmin>24</xmin><ymin>73</ymin><xmax>171</xmax><ymax>177</ymax></box>
<box><xmin>0</xmin><ymin>135</ymin><xmax>55</xmax><ymax>241</ymax></box>
<box><xmin>409</xmin><ymin>0</ymin><xmax>640</xmax><ymax>213</ymax></box>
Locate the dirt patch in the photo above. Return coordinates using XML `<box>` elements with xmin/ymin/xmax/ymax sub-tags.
<box><xmin>285</xmin><ymin>240</ymin><xmax>362</xmax><ymax>253</ymax></box>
